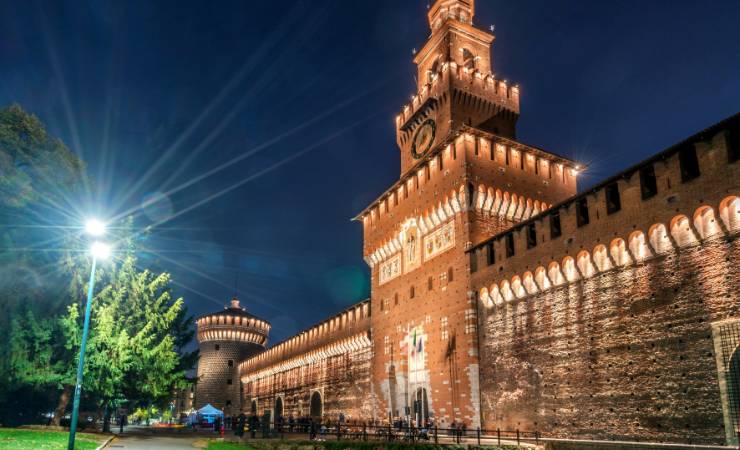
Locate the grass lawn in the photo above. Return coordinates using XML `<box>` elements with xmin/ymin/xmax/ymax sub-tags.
<box><xmin>205</xmin><ymin>441</ymin><xmax>518</xmax><ymax>450</ymax></box>
<box><xmin>0</xmin><ymin>428</ymin><xmax>107</xmax><ymax>450</ymax></box>
<box><xmin>206</xmin><ymin>442</ymin><xmax>256</xmax><ymax>450</ymax></box>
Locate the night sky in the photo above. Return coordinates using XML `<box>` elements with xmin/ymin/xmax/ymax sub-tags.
<box><xmin>1</xmin><ymin>0</ymin><xmax>738</xmax><ymax>344</ymax></box>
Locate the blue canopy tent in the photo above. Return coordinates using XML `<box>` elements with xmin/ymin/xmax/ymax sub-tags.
<box><xmin>196</xmin><ymin>404</ymin><xmax>224</xmax><ymax>425</ymax></box>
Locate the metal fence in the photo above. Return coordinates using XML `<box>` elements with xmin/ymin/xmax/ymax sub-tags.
<box><xmin>236</xmin><ymin>422</ymin><xmax>540</xmax><ymax>446</ymax></box>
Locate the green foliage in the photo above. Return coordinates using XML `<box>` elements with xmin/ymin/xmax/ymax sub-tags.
<box><xmin>0</xmin><ymin>105</ymin><xmax>197</xmax><ymax>425</ymax></box>
<box><xmin>0</xmin><ymin>428</ymin><xmax>105</xmax><ymax>450</ymax></box>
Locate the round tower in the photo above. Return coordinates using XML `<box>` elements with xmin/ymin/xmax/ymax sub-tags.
<box><xmin>195</xmin><ymin>298</ymin><xmax>269</xmax><ymax>415</ymax></box>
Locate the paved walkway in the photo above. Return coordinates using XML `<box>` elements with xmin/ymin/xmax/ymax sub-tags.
<box><xmin>104</xmin><ymin>426</ymin><xmax>214</xmax><ymax>449</ymax></box>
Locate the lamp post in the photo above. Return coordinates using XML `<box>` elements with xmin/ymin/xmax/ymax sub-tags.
<box><xmin>67</xmin><ymin>220</ymin><xmax>110</xmax><ymax>450</ymax></box>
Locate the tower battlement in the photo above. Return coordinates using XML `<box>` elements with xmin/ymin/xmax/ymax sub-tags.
<box><xmin>395</xmin><ymin>61</ymin><xmax>520</xmax><ymax>136</ymax></box>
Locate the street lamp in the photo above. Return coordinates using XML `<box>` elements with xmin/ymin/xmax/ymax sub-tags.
<box><xmin>67</xmin><ymin>220</ymin><xmax>110</xmax><ymax>450</ymax></box>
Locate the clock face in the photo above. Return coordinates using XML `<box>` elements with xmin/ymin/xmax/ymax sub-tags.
<box><xmin>411</xmin><ymin>119</ymin><xmax>436</xmax><ymax>159</ymax></box>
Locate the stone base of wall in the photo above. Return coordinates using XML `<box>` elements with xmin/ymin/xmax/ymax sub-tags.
<box><xmin>543</xmin><ymin>438</ymin><xmax>734</xmax><ymax>450</ymax></box>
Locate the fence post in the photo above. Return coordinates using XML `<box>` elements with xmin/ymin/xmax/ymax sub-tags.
<box><xmin>388</xmin><ymin>423</ymin><xmax>391</xmax><ymax>442</ymax></box>
<box><xmin>336</xmin><ymin>423</ymin><xmax>340</xmax><ymax>441</ymax></box>
<box><xmin>536</xmin><ymin>430</ymin><xmax>539</xmax><ymax>445</ymax></box>
<box><xmin>477</xmin><ymin>427</ymin><xmax>481</xmax><ymax>446</ymax></box>
<box><xmin>434</xmin><ymin>426</ymin><xmax>438</xmax><ymax>444</ymax></box>
<box><xmin>363</xmin><ymin>424</ymin><xmax>367</xmax><ymax>441</ymax></box>
<box><xmin>516</xmin><ymin>429</ymin><xmax>520</xmax><ymax>447</ymax></box>
<box><xmin>497</xmin><ymin>428</ymin><xmax>501</xmax><ymax>446</ymax></box>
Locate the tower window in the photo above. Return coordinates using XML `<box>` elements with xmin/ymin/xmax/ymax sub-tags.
<box><xmin>576</xmin><ymin>198</ymin><xmax>589</xmax><ymax>227</ymax></box>
<box><xmin>678</xmin><ymin>144</ymin><xmax>700</xmax><ymax>181</ymax></box>
<box><xmin>462</xmin><ymin>48</ymin><xmax>475</xmax><ymax>70</ymax></box>
<box><xmin>605</xmin><ymin>183</ymin><xmax>621</xmax><ymax>214</ymax></box>
<box><xmin>486</xmin><ymin>242</ymin><xmax>495</xmax><ymax>265</ymax></box>
<box><xmin>505</xmin><ymin>233</ymin><xmax>515</xmax><ymax>257</ymax></box>
<box><xmin>527</xmin><ymin>223</ymin><xmax>537</xmax><ymax>249</ymax></box>
<box><xmin>410</xmin><ymin>286</ymin><xmax>415</xmax><ymax>299</ymax></box>
<box><xmin>447</xmin><ymin>267</ymin><xmax>454</xmax><ymax>283</ymax></box>
<box><xmin>428</xmin><ymin>276</ymin><xmax>434</xmax><ymax>291</ymax></box>
<box><xmin>226</xmin><ymin>400</ymin><xmax>231</xmax><ymax>406</ymax></box>
<box><xmin>550</xmin><ymin>212</ymin><xmax>562</xmax><ymax>239</ymax></box>
<box><xmin>640</xmin><ymin>164</ymin><xmax>658</xmax><ymax>199</ymax></box>
<box><xmin>215</xmin><ymin>344</ymin><xmax>220</xmax><ymax>351</ymax></box>
<box><xmin>227</xmin><ymin>379</ymin><xmax>232</xmax><ymax>385</ymax></box>
<box><xmin>394</xmin><ymin>293</ymin><xmax>399</xmax><ymax>305</ymax></box>
<box><xmin>228</xmin><ymin>359</ymin><xmax>233</xmax><ymax>367</ymax></box>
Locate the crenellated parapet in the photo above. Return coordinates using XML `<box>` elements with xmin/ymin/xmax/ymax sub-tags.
<box><xmin>239</xmin><ymin>300</ymin><xmax>370</xmax><ymax>380</ymax></box>
<box><xmin>196</xmin><ymin>299</ymin><xmax>270</xmax><ymax>346</ymax></box>
<box><xmin>469</xmin><ymin>113</ymin><xmax>740</xmax><ymax>298</ymax></box>
<box><xmin>395</xmin><ymin>60</ymin><xmax>519</xmax><ymax>139</ymax></box>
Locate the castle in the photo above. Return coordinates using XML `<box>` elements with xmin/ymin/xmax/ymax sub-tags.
<box><xmin>195</xmin><ymin>0</ymin><xmax>740</xmax><ymax>445</ymax></box>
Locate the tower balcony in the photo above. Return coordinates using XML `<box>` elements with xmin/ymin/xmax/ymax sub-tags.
<box><xmin>195</xmin><ymin>298</ymin><xmax>270</xmax><ymax>346</ymax></box>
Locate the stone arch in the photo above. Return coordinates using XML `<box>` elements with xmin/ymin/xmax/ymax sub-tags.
<box><xmin>628</xmin><ymin>230</ymin><xmax>650</xmax><ymax>262</ymax></box>
<box><xmin>501</xmin><ymin>191</ymin><xmax>511</xmax><ymax>217</ymax></box>
<box><xmin>309</xmin><ymin>391</ymin><xmax>322</xmax><ymax>419</ymax></box>
<box><xmin>274</xmin><ymin>396</ymin><xmax>284</xmax><ymax>425</ymax></box>
<box><xmin>593</xmin><ymin>244</ymin><xmax>611</xmax><ymax>272</ymax></box>
<box><xmin>562</xmin><ymin>256</ymin><xmax>579</xmax><ymax>282</ymax></box>
<box><xmin>483</xmin><ymin>187</ymin><xmax>495</xmax><ymax>212</ymax></box>
<box><xmin>610</xmin><ymin>238</ymin><xmax>631</xmax><ymax>266</ymax></box>
<box><xmin>479</xmin><ymin>287</ymin><xmax>492</xmax><ymax>308</ymax></box>
<box><xmin>507</xmin><ymin>193</ymin><xmax>518</xmax><ymax>219</ymax></box>
<box><xmin>719</xmin><ymin>195</ymin><xmax>740</xmax><ymax>232</ymax></box>
<box><xmin>576</xmin><ymin>250</ymin><xmax>596</xmax><ymax>277</ymax></box>
<box><xmin>693</xmin><ymin>205</ymin><xmax>721</xmax><ymax>239</ymax></box>
<box><xmin>648</xmin><ymin>223</ymin><xmax>672</xmax><ymax>254</ymax></box>
<box><xmin>523</xmin><ymin>271</ymin><xmax>538</xmax><ymax>295</ymax></box>
<box><xmin>500</xmin><ymin>280</ymin><xmax>515</xmax><ymax>302</ymax></box>
<box><xmin>534</xmin><ymin>266</ymin><xmax>551</xmax><ymax>290</ymax></box>
<box><xmin>490</xmin><ymin>284</ymin><xmax>504</xmax><ymax>306</ymax></box>
<box><xmin>415</xmin><ymin>387</ymin><xmax>430</xmax><ymax>426</ymax></box>
<box><xmin>511</xmin><ymin>275</ymin><xmax>526</xmax><ymax>298</ymax></box>
<box><xmin>548</xmin><ymin>261</ymin><xmax>565</xmax><ymax>286</ymax></box>
<box><xmin>670</xmin><ymin>214</ymin><xmax>697</xmax><ymax>246</ymax></box>
<box><xmin>428</xmin><ymin>56</ymin><xmax>442</xmax><ymax>84</ymax></box>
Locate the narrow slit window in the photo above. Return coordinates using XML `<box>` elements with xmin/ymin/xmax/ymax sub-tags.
<box><xmin>527</xmin><ymin>223</ymin><xmax>537</xmax><ymax>249</ymax></box>
<box><xmin>679</xmin><ymin>144</ymin><xmax>700</xmax><ymax>181</ymax></box>
<box><xmin>486</xmin><ymin>242</ymin><xmax>495</xmax><ymax>265</ymax></box>
<box><xmin>605</xmin><ymin>183</ymin><xmax>621</xmax><ymax>214</ymax></box>
<box><xmin>550</xmin><ymin>212</ymin><xmax>562</xmax><ymax>239</ymax></box>
<box><xmin>448</xmin><ymin>267</ymin><xmax>454</xmax><ymax>283</ymax></box>
<box><xmin>640</xmin><ymin>164</ymin><xmax>658</xmax><ymax>199</ymax></box>
<box><xmin>505</xmin><ymin>233</ymin><xmax>515</xmax><ymax>257</ymax></box>
<box><xmin>576</xmin><ymin>198</ymin><xmax>589</xmax><ymax>227</ymax></box>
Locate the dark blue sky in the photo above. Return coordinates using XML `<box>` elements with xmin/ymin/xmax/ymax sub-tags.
<box><xmin>1</xmin><ymin>0</ymin><xmax>738</xmax><ymax>344</ymax></box>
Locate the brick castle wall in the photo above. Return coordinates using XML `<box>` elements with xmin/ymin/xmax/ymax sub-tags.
<box><xmin>478</xmin><ymin>234</ymin><xmax>738</xmax><ymax>445</ymax></box>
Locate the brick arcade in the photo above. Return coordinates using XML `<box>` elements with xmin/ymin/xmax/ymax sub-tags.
<box><xmin>194</xmin><ymin>0</ymin><xmax>740</xmax><ymax>445</ymax></box>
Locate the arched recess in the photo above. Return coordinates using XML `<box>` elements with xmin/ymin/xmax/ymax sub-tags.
<box><xmin>479</xmin><ymin>287</ymin><xmax>492</xmax><ymax>308</ymax></box>
<box><xmin>693</xmin><ymin>206</ymin><xmax>721</xmax><ymax>239</ymax></box>
<box><xmin>548</xmin><ymin>262</ymin><xmax>565</xmax><ymax>286</ymax></box>
<box><xmin>309</xmin><ymin>391</ymin><xmax>323</xmax><ymax>419</ymax></box>
<box><xmin>534</xmin><ymin>266</ymin><xmax>551</xmax><ymax>290</ymax></box>
<box><xmin>719</xmin><ymin>195</ymin><xmax>740</xmax><ymax>232</ymax></box>
<box><xmin>648</xmin><ymin>223</ymin><xmax>672</xmax><ymax>254</ymax></box>
<box><xmin>274</xmin><ymin>397</ymin><xmax>284</xmax><ymax>424</ymax></box>
<box><xmin>523</xmin><ymin>271</ymin><xmax>538</xmax><ymax>295</ymax></box>
<box><xmin>490</xmin><ymin>284</ymin><xmax>504</xmax><ymax>306</ymax></box>
<box><xmin>511</xmin><ymin>275</ymin><xmax>526</xmax><ymax>298</ymax></box>
<box><xmin>628</xmin><ymin>230</ymin><xmax>650</xmax><ymax>262</ymax></box>
<box><xmin>415</xmin><ymin>387</ymin><xmax>430</xmax><ymax>426</ymax></box>
<box><xmin>670</xmin><ymin>214</ymin><xmax>697</xmax><ymax>246</ymax></box>
<box><xmin>562</xmin><ymin>256</ymin><xmax>579</xmax><ymax>282</ymax></box>
<box><xmin>577</xmin><ymin>251</ymin><xmax>596</xmax><ymax>278</ymax></box>
<box><xmin>593</xmin><ymin>245</ymin><xmax>611</xmax><ymax>272</ymax></box>
<box><xmin>610</xmin><ymin>238</ymin><xmax>631</xmax><ymax>266</ymax></box>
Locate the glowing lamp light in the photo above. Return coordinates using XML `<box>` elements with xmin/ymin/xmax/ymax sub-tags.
<box><xmin>90</xmin><ymin>241</ymin><xmax>111</xmax><ymax>260</ymax></box>
<box><xmin>85</xmin><ymin>219</ymin><xmax>106</xmax><ymax>237</ymax></box>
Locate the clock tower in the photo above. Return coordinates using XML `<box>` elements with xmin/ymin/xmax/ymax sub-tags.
<box><xmin>396</xmin><ymin>0</ymin><xmax>519</xmax><ymax>177</ymax></box>
<box><xmin>359</xmin><ymin>0</ymin><xmax>578</xmax><ymax>429</ymax></box>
